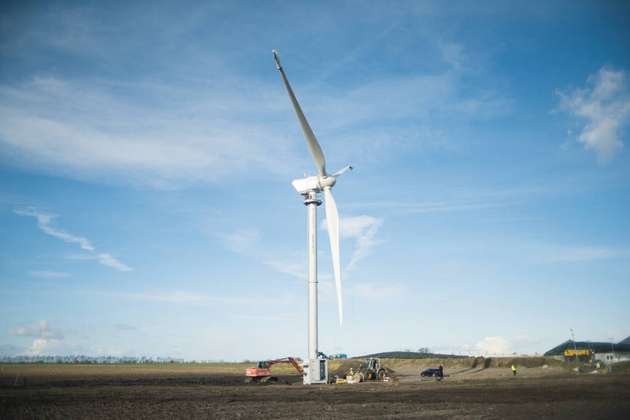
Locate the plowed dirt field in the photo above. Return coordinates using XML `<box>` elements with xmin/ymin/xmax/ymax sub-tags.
<box><xmin>1</xmin><ymin>363</ymin><xmax>629</xmax><ymax>419</ymax></box>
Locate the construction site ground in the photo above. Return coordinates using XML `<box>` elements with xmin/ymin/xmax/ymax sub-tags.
<box><xmin>1</xmin><ymin>359</ymin><xmax>630</xmax><ymax>419</ymax></box>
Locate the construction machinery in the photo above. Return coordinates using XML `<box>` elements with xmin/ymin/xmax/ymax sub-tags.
<box><xmin>340</xmin><ymin>358</ymin><xmax>389</xmax><ymax>383</ymax></box>
<box><xmin>563</xmin><ymin>348</ymin><xmax>593</xmax><ymax>363</ymax></box>
<box><xmin>359</xmin><ymin>358</ymin><xmax>387</xmax><ymax>381</ymax></box>
<box><xmin>245</xmin><ymin>357</ymin><xmax>304</xmax><ymax>384</ymax></box>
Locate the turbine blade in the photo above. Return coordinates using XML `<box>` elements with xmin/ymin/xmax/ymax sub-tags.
<box><xmin>324</xmin><ymin>188</ymin><xmax>343</xmax><ymax>326</ymax></box>
<box><xmin>273</xmin><ymin>50</ymin><xmax>326</xmax><ymax>176</ymax></box>
<box><xmin>332</xmin><ymin>165</ymin><xmax>353</xmax><ymax>177</ymax></box>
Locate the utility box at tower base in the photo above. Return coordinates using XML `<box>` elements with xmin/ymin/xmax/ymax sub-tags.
<box><xmin>303</xmin><ymin>358</ymin><xmax>328</xmax><ymax>384</ymax></box>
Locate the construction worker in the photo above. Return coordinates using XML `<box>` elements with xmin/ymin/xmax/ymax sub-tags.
<box><xmin>438</xmin><ymin>365</ymin><xmax>444</xmax><ymax>379</ymax></box>
<box><xmin>511</xmin><ymin>364</ymin><xmax>517</xmax><ymax>376</ymax></box>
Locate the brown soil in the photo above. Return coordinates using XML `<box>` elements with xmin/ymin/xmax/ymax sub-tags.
<box><xmin>1</xmin><ymin>364</ymin><xmax>629</xmax><ymax>419</ymax></box>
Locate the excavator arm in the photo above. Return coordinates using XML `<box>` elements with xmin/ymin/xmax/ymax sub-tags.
<box><xmin>245</xmin><ymin>356</ymin><xmax>304</xmax><ymax>382</ymax></box>
<box><xmin>267</xmin><ymin>357</ymin><xmax>304</xmax><ymax>375</ymax></box>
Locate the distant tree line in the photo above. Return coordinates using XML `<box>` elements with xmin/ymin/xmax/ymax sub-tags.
<box><xmin>0</xmin><ymin>355</ymin><xmax>186</xmax><ymax>364</ymax></box>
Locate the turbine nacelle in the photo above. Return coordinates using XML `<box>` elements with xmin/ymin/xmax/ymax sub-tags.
<box><xmin>291</xmin><ymin>176</ymin><xmax>335</xmax><ymax>194</ymax></box>
<box><xmin>291</xmin><ymin>166</ymin><xmax>352</xmax><ymax>194</ymax></box>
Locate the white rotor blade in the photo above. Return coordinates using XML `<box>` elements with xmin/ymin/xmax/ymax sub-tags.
<box><xmin>273</xmin><ymin>50</ymin><xmax>327</xmax><ymax>176</ymax></box>
<box><xmin>324</xmin><ymin>188</ymin><xmax>343</xmax><ymax>326</ymax></box>
<box><xmin>332</xmin><ymin>165</ymin><xmax>353</xmax><ymax>177</ymax></box>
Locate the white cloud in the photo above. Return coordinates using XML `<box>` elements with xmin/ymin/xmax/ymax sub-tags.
<box><xmin>344</xmin><ymin>216</ymin><xmax>383</xmax><ymax>273</ymax></box>
<box><xmin>475</xmin><ymin>336</ymin><xmax>512</xmax><ymax>356</ymax></box>
<box><xmin>11</xmin><ymin>320</ymin><xmax>64</xmax><ymax>341</ymax></box>
<box><xmin>95</xmin><ymin>253</ymin><xmax>132</xmax><ymax>272</ymax></box>
<box><xmin>0</xmin><ymin>41</ymin><xmax>509</xmax><ymax>189</ymax></box>
<box><xmin>27</xmin><ymin>338</ymin><xmax>51</xmax><ymax>355</ymax></box>
<box><xmin>557</xmin><ymin>67</ymin><xmax>630</xmax><ymax>161</ymax></box>
<box><xmin>321</xmin><ymin>214</ymin><xmax>383</xmax><ymax>274</ymax></box>
<box><xmin>339</xmin><ymin>215</ymin><xmax>381</xmax><ymax>239</ymax></box>
<box><xmin>15</xmin><ymin>207</ymin><xmax>94</xmax><ymax>251</ymax></box>
<box><xmin>15</xmin><ymin>207</ymin><xmax>131</xmax><ymax>272</ymax></box>
<box><xmin>0</xmin><ymin>77</ymin><xmax>297</xmax><ymax>188</ymax></box>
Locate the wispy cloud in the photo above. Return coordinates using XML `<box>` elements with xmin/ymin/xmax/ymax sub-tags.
<box><xmin>338</xmin><ymin>215</ymin><xmax>380</xmax><ymax>238</ymax></box>
<box><xmin>346</xmin><ymin>184</ymin><xmax>564</xmax><ymax>215</ymax></box>
<box><xmin>15</xmin><ymin>207</ymin><xmax>131</xmax><ymax>272</ymax></box>
<box><xmin>66</xmin><ymin>253</ymin><xmax>132</xmax><ymax>272</ymax></box>
<box><xmin>320</xmin><ymin>214</ymin><xmax>384</xmax><ymax>275</ymax></box>
<box><xmin>222</xmin><ymin>216</ymin><xmax>383</xmax><ymax>283</ymax></box>
<box><xmin>220</xmin><ymin>227</ymin><xmax>307</xmax><ymax>280</ymax></box>
<box><xmin>557</xmin><ymin>66</ymin><xmax>630</xmax><ymax>161</ymax></box>
<box><xmin>0</xmin><ymin>76</ymin><xmax>297</xmax><ymax>188</ymax></box>
<box><xmin>347</xmin><ymin>223</ymin><xmax>382</xmax><ymax>272</ymax></box>
<box><xmin>95</xmin><ymin>253</ymin><xmax>132</xmax><ymax>272</ymax></box>
<box><xmin>0</xmin><ymin>36</ymin><xmax>509</xmax><ymax>190</ymax></box>
<box><xmin>340</xmin><ymin>215</ymin><xmax>384</xmax><ymax>273</ymax></box>
<box><xmin>15</xmin><ymin>207</ymin><xmax>94</xmax><ymax>251</ymax></box>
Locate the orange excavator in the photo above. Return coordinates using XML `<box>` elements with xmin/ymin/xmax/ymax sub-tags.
<box><xmin>245</xmin><ymin>357</ymin><xmax>304</xmax><ymax>384</ymax></box>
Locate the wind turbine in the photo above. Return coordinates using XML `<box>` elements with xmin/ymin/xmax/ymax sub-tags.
<box><xmin>273</xmin><ymin>50</ymin><xmax>352</xmax><ymax>384</ymax></box>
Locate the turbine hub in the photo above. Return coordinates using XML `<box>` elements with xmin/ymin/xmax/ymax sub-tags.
<box><xmin>319</xmin><ymin>176</ymin><xmax>336</xmax><ymax>189</ymax></box>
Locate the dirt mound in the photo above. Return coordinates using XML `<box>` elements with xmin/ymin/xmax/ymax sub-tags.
<box><xmin>3</xmin><ymin>370</ymin><xmax>630</xmax><ymax>419</ymax></box>
<box><xmin>359</xmin><ymin>351</ymin><xmax>469</xmax><ymax>359</ymax></box>
<box><xmin>612</xmin><ymin>361</ymin><xmax>630</xmax><ymax>373</ymax></box>
<box><xmin>343</xmin><ymin>357</ymin><xmax>562</xmax><ymax>377</ymax></box>
<box><xmin>328</xmin><ymin>360</ymin><xmax>363</xmax><ymax>377</ymax></box>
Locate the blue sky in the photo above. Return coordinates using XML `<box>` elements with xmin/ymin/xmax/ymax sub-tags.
<box><xmin>1</xmin><ymin>0</ymin><xmax>629</xmax><ymax>361</ymax></box>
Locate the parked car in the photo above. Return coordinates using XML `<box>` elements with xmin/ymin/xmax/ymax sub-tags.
<box><xmin>420</xmin><ymin>367</ymin><xmax>443</xmax><ymax>378</ymax></box>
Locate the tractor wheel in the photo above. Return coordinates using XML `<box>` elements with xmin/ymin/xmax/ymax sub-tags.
<box><xmin>377</xmin><ymin>369</ymin><xmax>386</xmax><ymax>381</ymax></box>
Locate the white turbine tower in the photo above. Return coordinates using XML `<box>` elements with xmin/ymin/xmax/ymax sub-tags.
<box><xmin>273</xmin><ymin>50</ymin><xmax>351</xmax><ymax>384</ymax></box>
